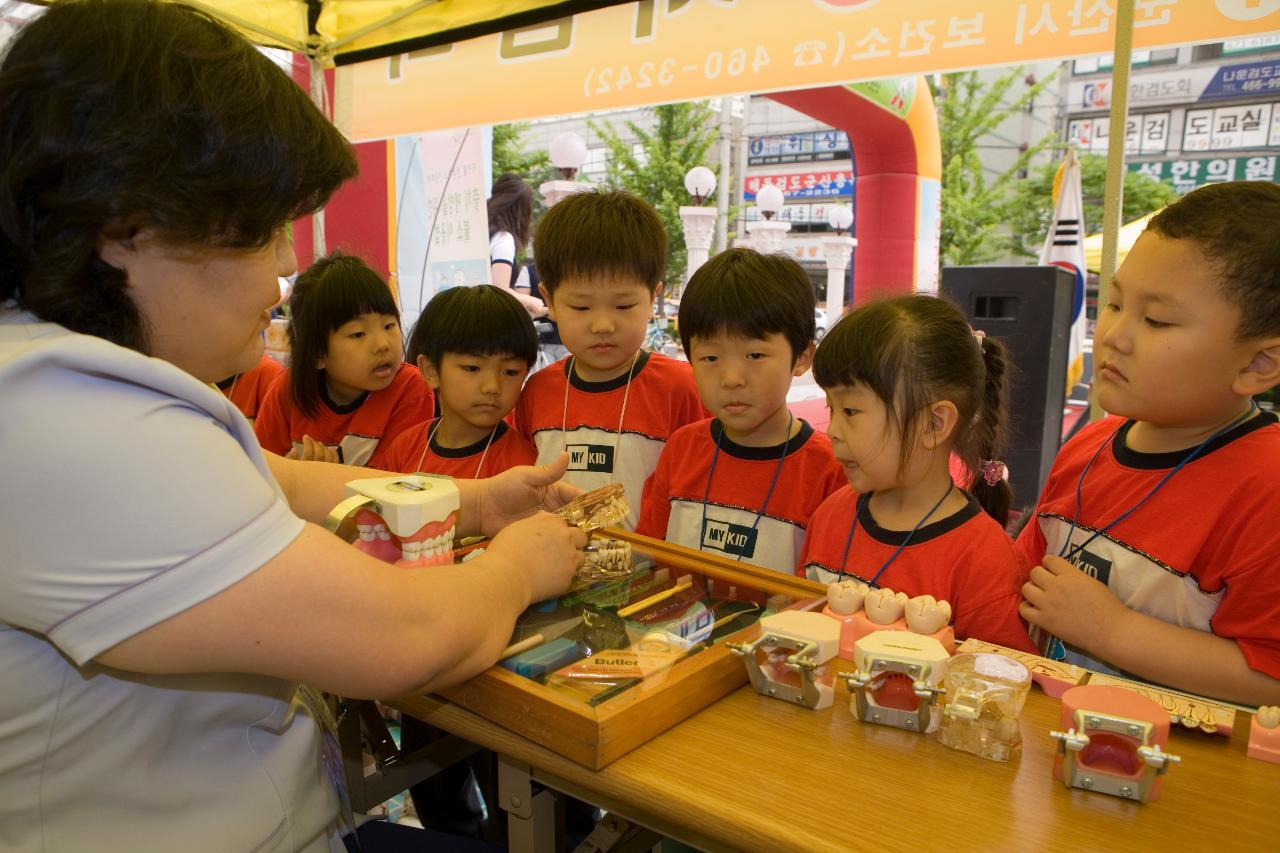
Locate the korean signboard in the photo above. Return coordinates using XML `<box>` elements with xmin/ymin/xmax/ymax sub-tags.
<box><xmin>1130</xmin><ymin>154</ymin><xmax>1280</xmax><ymax>193</ymax></box>
<box><xmin>1068</xmin><ymin>112</ymin><xmax>1171</xmax><ymax>154</ymax></box>
<box><xmin>338</xmin><ymin>0</ymin><xmax>1280</xmax><ymax>141</ymax></box>
<box><xmin>1182</xmin><ymin>101</ymin><xmax>1280</xmax><ymax>151</ymax></box>
<box><xmin>748</xmin><ymin>131</ymin><xmax>850</xmax><ymax>165</ymax></box>
<box><xmin>743</xmin><ymin>169</ymin><xmax>854</xmax><ymax>199</ymax></box>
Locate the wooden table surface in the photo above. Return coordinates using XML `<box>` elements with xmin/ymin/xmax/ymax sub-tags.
<box><xmin>396</xmin><ymin>681</ymin><xmax>1280</xmax><ymax>852</ymax></box>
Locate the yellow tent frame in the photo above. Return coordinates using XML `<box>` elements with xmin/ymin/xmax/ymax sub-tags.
<box><xmin>16</xmin><ymin>1</ymin><xmax>631</xmax><ymax>64</ymax></box>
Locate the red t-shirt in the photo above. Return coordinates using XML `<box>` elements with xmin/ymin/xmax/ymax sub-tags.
<box><xmin>218</xmin><ymin>355</ymin><xmax>284</xmax><ymax>425</ymax></box>
<box><xmin>637</xmin><ymin>418</ymin><xmax>845</xmax><ymax>574</ymax></box>
<box><xmin>802</xmin><ymin>485</ymin><xmax>1034</xmax><ymax>652</ymax></box>
<box><xmin>253</xmin><ymin>362</ymin><xmax>434</xmax><ymax>469</ymax></box>
<box><xmin>380</xmin><ymin>418</ymin><xmax>536</xmax><ymax>478</ymax></box>
<box><xmin>515</xmin><ymin>352</ymin><xmax>707</xmax><ymax>528</ymax></box>
<box><xmin>1017</xmin><ymin>412</ymin><xmax>1280</xmax><ymax>679</ymax></box>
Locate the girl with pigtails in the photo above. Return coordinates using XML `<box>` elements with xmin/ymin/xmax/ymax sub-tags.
<box><xmin>799</xmin><ymin>295</ymin><xmax>1035</xmax><ymax>652</ymax></box>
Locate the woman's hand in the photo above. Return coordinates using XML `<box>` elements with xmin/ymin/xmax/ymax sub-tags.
<box><xmin>469</xmin><ymin>453</ymin><xmax>581</xmax><ymax>538</ymax></box>
<box><xmin>484</xmin><ymin>511</ymin><xmax>586</xmax><ymax>603</ymax></box>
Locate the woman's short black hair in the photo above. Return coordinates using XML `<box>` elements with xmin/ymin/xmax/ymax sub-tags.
<box><xmin>287</xmin><ymin>253</ymin><xmax>399</xmax><ymax>418</ymax></box>
<box><xmin>0</xmin><ymin>0</ymin><xmax>357</xmax><ymax>352</ymax></box>
<box><xmin>406</xmin><ymin>285</ymin><xmax>539</xmax><ymax>370</ymax></box>
<box><xmin>678</xmin><ymin>248</ymin><xmax>816</xmax><ymax>364</ymax></box>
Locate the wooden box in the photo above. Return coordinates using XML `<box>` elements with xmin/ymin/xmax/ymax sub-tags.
<box><xmin>436</xmin><ymin>528</ymin><xmax>826</xmax><ymax>769</ymax></box>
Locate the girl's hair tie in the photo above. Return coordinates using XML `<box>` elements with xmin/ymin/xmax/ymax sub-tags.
<box><xmin>979</xmin><ymin>459</ymin><xmax>1007</xmax><ymax>486</ymax></box>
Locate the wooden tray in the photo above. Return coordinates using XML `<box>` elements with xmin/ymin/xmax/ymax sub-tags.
<box><xmin>436</xmin><ymin>528</ymin><xmax>826</xmax><ymax>768</ymax></box>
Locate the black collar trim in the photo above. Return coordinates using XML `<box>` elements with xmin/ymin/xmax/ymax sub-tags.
<box><xmin>565</xmin><ymin>350</ymin><xmax>651</xmax><ymax>392</ymax></box>
<box><xmin>1111</xmin><ymin>411</ymin><xmax>1277</xmax><ymax>470</ymax></box>
<box><xmin>857</xmin><ymin>490</ymin><xmax>980</xmax><ymax>546</ymax></box>
<box><xmin>428</xmin><ymin>419</ymin><xmax>509</xmax><ymax>458</ymax></box>
<box><xmin>709</xmin><ymin>418</ymin><xmax>815</xmax><ymax>460</ymax></box>
<box><xmin>320</xmin><ymin>378</ymin><xmax>370</xmax><ymax>415</ymax></box>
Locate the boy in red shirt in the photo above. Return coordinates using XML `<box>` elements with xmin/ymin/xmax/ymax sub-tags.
<box><xmin>637</xmin><ymin>249</ymin><xmax>844</xmax><ymax>573</ymax></box>
<box><xmin>381</xmin><ymin>285</ymin><xmax>537</xmax><ymax>477</ymax></box>
<box><xmin>1019</xmin><ymin>181</ymin><xmax>1280</xmax><ymax>705</ymax></box>
<box><xmin>516</xmin><ymin>190</ymin><xmax>705</xmax><ymax>528</ymax></box>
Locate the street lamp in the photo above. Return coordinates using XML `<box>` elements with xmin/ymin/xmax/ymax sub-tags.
<box><xmin>747</xmin><ymin>183</ymin><xmax>789</xmax><ymax>254</ymax></box>
<box><xmin>549</xmin><ymin>131</ymin><xmax>587</xmax><ymax>179</ymax></box>
<box><xmin>827</xmin><ymin>204</ymin><xmax>854</xmax><ymax>235</ymax></box>
<box><xmin>755</xmin><ymin>184</ymin><xmax>784</xmax><ymax>220</ymax></box>
<box><xmin>822</xmin><ymin>204</ymin><xmax>857</xmax><ymax>320</ymax></box>
<box><xmin>541</xmin><ymin>131</ymin><xmax>590</xmax><ymax>207</ymax></box>
<box><xmin>679</xmin><ymin>166</ymin><xmax>717</xmax><ymax>288</ymax></box>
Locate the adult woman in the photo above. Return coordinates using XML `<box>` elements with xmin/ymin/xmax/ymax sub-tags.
<box><xmin>487</xmin><ymin>172</ymin><xmax>547</xmax><ymax>317</ymax></box>
<box><xmin>0</xmin><ymin>2</ymin><xmax>584</xmax><ymax>851</ymax></box>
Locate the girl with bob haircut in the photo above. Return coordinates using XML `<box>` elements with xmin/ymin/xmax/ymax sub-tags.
<box><xmin>799</xmin><ymin>295</ymin><xmax>1035</xmax><ymax>652</ymax></box>
<box><xmin>254</xmin><ymin>252</ymin><xmax>433</xmax><ymax>468</ymax></box>
<box><xmin>0</xmin><ymin>2</ymin><xmax>587</xmax><ymax>850</ymax></box>
<box><xmin>382</xmin><ymin>284</ymin><xmax>539</xmax><ymax>477</ymax></box>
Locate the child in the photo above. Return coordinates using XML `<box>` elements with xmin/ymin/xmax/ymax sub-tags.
<box><xmin>1019</xmin><ymin>181</ymin><xmax>1280</xmax><ymax>705</ymax></box>
<box><xmin>217</xmin><ymin>353</ymin><xmax>284</xmax><ymax>426</ymax></box>
<box><xmin>637</xmin><ymin>249</ymin><xmax>845</xmax><ymax>573</ymax></box>
<box><xmin>254</xmin><ymin>252</ymin><xmax>433</xmax><ymax>467</ymax></box>
<box><xmin>515</xmin><ymin>189</ymin><xmax>705</xmax><ymax>528</ymax></box>
<box><xmin>800</xmin><ymin>295</ymin><xmax>1033</xmax><ymax>653</ymax></box>
<box><xmin>381</xmin><ymin>285</ymin><xmax>538</xmax><ymax>477</ymax></box>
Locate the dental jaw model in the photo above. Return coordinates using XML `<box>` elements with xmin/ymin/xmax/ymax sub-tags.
<box><xmin>556</xmin><ymin>484</ymin><xmax>634</xmax><ymax>582</ymax></box>
<box><xmin>1051</xmin><ymin>685</ymin><xmax>1181</xmax><ymax>803</ymax></box>
<box><xmin>1247</xmin><ymin>705</ymin><xmax>1280</xmax><ymax>764</ymax></box>
<box><xmin>326</xmin><ymin>474</ymin><xmax>459</xmax><ymax>567</ymax></box>
<box><xmin>822</xmin><ymin>581</ymin><xmax>955</xmax><ymax>659</ymax></box>
<box><xmin>842</xmin><ymin>630</ymin><xmax>950</xmax><ymax>733</ymax></box>
<box><xmin>937</xmin><ymin>653</ymin><xmax>1032</xmax><ymax>761</ymax></box>
<box><xmin>729</xmin><ymin>611</ymin><xmax>841</xmax><ymax>710</ymax></box>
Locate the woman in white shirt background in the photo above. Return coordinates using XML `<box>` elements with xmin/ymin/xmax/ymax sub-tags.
<box><xmin>487</xmin><ymin>173</ymin><xmax>547</xmax><ymax>318</ymax></box>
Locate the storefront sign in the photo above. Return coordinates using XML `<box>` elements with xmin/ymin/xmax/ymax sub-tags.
<box><xmin>1130</xmin><ymin>154</ymin><xmax>1280</xmax><ymax>193</ymax></box>
<box><xmin>1069</xmin><ymin>58</ymin><xmax>1280</xmax><ymax>112</ymax></box>
<box><xmin>1182</xmin><ymin>101</ymin><xmax>1279</xmax><ymax>151</ymax></box>
<box><xmin>743</xmin><ymin>169</ymin><xmax>853</xmax><ymax>199</ymax></box>
<box><xmin>1068</xmin><ymin>111</ymin><xmax>1171</xmax><ymax>154</ymax></box>
<box><xmin>748</xmin><ymin>130</ymin><xmax>850</xmax><ymax>165</ymax></box>
<box><xmin>337</xmin><ymin>0</ymin><xmax>1280</xmax><ymax>141</ymax></box>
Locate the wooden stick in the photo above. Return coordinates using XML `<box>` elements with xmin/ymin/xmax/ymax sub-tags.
<box><xmin>618</xmin><ymin>576</ymin><xmax>693</xmax><ymax>618</ymax></box>
<box><xmin>500</xmin><ymin>633</ymin><xmax>545</xmax><ymax>661</ymax></box>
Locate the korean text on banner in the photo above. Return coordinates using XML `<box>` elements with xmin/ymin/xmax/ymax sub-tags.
<box><xmin>1040</xmin><ymin>148</ymin><xmax>1088</xmax><ymax>398</ymax></box>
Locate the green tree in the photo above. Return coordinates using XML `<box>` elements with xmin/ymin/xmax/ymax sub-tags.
<box><xmin>492</xmin><ymin>122</ymin><xmax>552</xmax><ymax>181</ymax></box>
<box><xmin>1005</xmin><ymin>153</ymin><xmax>1178</xmax><ymax>259</ymax></box>
<box><xmin>588</xmin><ymin>102</ymin><xmax>716</xmax><ymax>297</ymax></box>
<box><xmin>932</xmin><ymin>68</ymin><xmax>1060</xmax><ymax>268</ymax></box>
<box><xmin>491</xmin><ymin>122</ymin><xmax>557</xmax><ymax>226</ymax></box>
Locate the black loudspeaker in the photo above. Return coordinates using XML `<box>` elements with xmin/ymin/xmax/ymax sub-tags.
<box><xmin>941</xmin><ymin>265</ymin><xmax>1074</xmax><ymax>510</ymax></box>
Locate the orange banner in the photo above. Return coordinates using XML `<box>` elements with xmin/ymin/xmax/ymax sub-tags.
<box><xmin>336</xmin><ymin>0</ymin><xmax>1280</xmax><ymax>141</ymax></box>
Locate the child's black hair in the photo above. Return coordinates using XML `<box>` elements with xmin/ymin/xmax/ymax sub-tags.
<box><xmin>287</xmin><ymin>252</ymin><xmax>399</xmax><ymax>419</ymax></box>
<box><xmin>533</xmin><ymin>189</ymin><xmax>666</xmax><ymax>296</ymax></box>
<box><xmin>0</xmin><ymin>0</ymin><xmax>356</xmax><ymax>353</ymax></box>
<box><xmin>1147</xmin><ymin>181</ymin><xmax>1280</xmax><ymax>341</ymax></box>
<box><xmin>813</xmin><ymin>295</ymin><xmax>1013</xmax><ymax>525</ymax></box>
<box><xmin>678</xmin><ymin>248</ymin><xmax>816</xmax><ymax>364</ymax></box>
<box><xmin>406</xmin><ymin>284</ymin><xmax>539</xmax><ymax>370</ymax></box>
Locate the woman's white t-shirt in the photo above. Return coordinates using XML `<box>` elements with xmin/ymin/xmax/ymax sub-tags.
<box><xmin>0</xmin><ymin>307</ymin><xmax>340</xmax><ymax>852</ymax></box>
